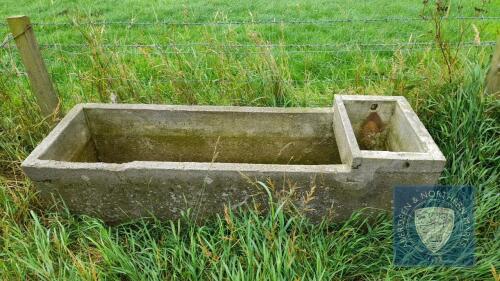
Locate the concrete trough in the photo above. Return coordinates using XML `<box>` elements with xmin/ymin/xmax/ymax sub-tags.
<box><xmin>22</xmin><ymin>95</ymin><xmax>445</xmax><ymax>223</ymax></box>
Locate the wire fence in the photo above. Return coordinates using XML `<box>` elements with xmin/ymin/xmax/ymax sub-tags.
<box><xmin>1</xmin><ymin>15</ymin><xmax>498</xmax><ymax>86</ymax></box>
<box><xmin>1</xmin><ymin>16</ymin><xmax>499</xmax><ymax>27</ymax></box>
<box><xmin>1</xmin><ymin>14</ymin><xmax>497</xmax><ymax>54</ymax></box>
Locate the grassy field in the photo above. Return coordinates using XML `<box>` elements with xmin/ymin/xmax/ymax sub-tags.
<box><xmin>1</xmin><ymin>0</ymin><xmax>499</xmax><ymax>280</ymax></box>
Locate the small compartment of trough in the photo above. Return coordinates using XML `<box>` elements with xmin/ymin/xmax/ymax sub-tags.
<box><xmin>39</xmin><ymin>105</ymin><xmax>342</xmax><ymax>165</ymax></box>
<box><xmin>342</xmin><ymin>98</ymin><xmax>426</xmax><ymax>152</ymax></box>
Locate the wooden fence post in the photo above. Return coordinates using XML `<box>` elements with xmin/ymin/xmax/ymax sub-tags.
<box><xmin>7</xmin><ymin>15</ymin><xmax>60</xmax><ymax>117</ymax></box>
<box><xmin>486</xmin><ymin>36</ymin><xmax>500</xmax><ymax>96</ymax></box>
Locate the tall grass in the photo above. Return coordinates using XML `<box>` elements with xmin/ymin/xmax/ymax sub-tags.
<box><xmin>1</xmin><ymin>47</ymin><xmax>499</xmax><ymax>280</ymax></box>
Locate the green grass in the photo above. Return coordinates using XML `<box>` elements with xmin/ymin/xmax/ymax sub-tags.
<box><xmin>1</xmin><ymin>0</ymin><xmax>499</xmax><ymax>280</ymax></box>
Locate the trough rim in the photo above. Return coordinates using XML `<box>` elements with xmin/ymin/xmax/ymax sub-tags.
<box><xmin>334</xmin><ymin>95</ymin><xmax>446</xmax><ymax>163</ymax></box>
<box><xmin>22</xmin><ymin>98</ymin><xmax>445</xmax><ymax>174</ymax></box>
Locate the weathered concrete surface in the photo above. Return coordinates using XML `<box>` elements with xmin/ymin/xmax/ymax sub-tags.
<box><xmin>22</xmin><ymin>97</ymin><xmax>446</xmax><ymax>223</ymax></box>
<box><xmin>84</xmin><ymin>106</ymin><xmax>340</xmax><ymax>164</ymax></box>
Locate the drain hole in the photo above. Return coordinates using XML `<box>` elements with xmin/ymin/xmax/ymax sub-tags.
<box><xmin>403</xmin><ymin>162</ymin><xmax>410</xmax><ymax>168</ymax></box>
<box><xmin>370</xmin><ymin>103</ymin><xmax>378</xmax><ymax>110</ymax></box>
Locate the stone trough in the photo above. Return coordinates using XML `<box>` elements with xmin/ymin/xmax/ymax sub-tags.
<box><xmin>22</xmin><ymin>95</ymin><xmax>446</xmax><ymax>223</ymax></box>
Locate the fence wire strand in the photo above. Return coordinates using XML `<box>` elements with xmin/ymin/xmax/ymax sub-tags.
<box><xmin>34</xmin><ymin>41</ymin><xmax>493</xmax><ymax>48</ymax></box>
<box><xmin>0</xmin><ymin>16</ymin><xmax>499</xmax><ymax>27</ymax></box>
<box><xmin>26</xmin><ymin>41</ymin><xmax>494</xmax><ymax>55</ymax></box>
<box><xmin>69</xmin><ymin>75</ymin><xmax>393</xmax><ymax>84</ymax></box>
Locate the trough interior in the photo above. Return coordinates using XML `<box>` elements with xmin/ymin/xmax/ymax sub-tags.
<box><xmin>343</xmin><ymin>100</ymin><xmax>425</xmax><ymax>152</ymax></box>
<box><xmin>39</xmin><ymin>107</ymin><xmax>342</xmax><ymax>165</ymax></box>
